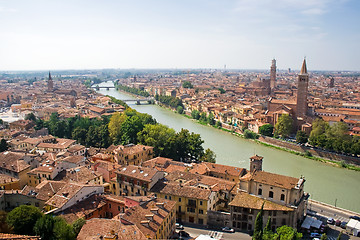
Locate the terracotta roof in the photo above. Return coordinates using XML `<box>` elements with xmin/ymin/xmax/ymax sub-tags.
<box><xmin>229</xmin><ymin>191</ymin><xmax>294</xmax><ymax>211</ymax></box>
<box><xmin>142</xmin><ymin>157</ymin><xmax>188</xmax><ymax>173</ymax></box>
<box><xmin>114</xmin><ymin>144</ymin><xmax>153</xmax><ymax>155</ymax></box>
<box><xmin>60</xmin><ymin>194</ymin><xmax>107</xmax><ymax>224</ymax></box>
<box><xmin>77</xmin><ymin>218</ymin><xmax>145</xmax><ymax>240</ymax></box>
<box><xmin>190</xmin><ymin>162</ymin><xmax>246</xmax><ymax>178</ymax></box>
<box><xmin>116</xmin><ymin>165</ymin><xmax>161</xmax><ymax>183</ymax></box>
<box><xmin>0</xmin><ymin>233</ymin><xmax>40</xmax><ymax>240</ymax></box>
<box><xmin>151</xmin><ymin>181</ymin><xmax>211</xmax><ymax>200</ymax></box>
<box><xmin>45</xmin><ymin>183</ymin><xmax>84</xmax><ymax>209</ymax></box>
<box><xmin>54</xmin><ymin>166</ymin><xmax>102</xmax><ymax>184</ymax></box>
<box><xmin>241</xmin><ymin>170</ymin><xmax>301</xmax><ymax>190</ymax></box>
<box><xmin>0</xmin><ymin>151</ymin><xmax>30</xmax><ymax>173</ymax></box>
<box><xmin>0</xmin><ymin>173</ymin><xmax>19</xmax><ymax>184</ymax></box>
<box><xmin>121</xmin><ymin>198</ymin><xmax>176</xmax><ymax>239</ymax></box>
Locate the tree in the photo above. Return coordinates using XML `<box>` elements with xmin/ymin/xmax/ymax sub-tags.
<box><xmin>200</xmin><ymin>148</ymin><xmax>216</xmax><ymax>163</ymax></box>
<box><xmin>191</xmin><ymin>110</ymin><xmax>200</xmax><ymax>120</ymax></box>
<box><xmin>177</xmin><ymin>106</ymin><xmax>184</xmax><ymax>114</ymax></box>
<box><xmin>309</xmin><ymin>118</ymin><xmax>329</xmax><ymax>147</ymax></box>
<box><xmin>137</xmin><ymin>124</ymin><xmax>176</xmax><ymax>157</ymax></box>
<box><xmin>72</xmin><ymin>218</ymin><xmax>86</xmax><ymax>237</ymax></box>
<box><xmin>218</xmin><ymin>88</ymin><xmax>226</xmax><ymax>94</ymax></box>
<box><xmin>321</xmin><ymin>233</ymin><xmax>328</xmax><ymax>240</ymax></box>
<box><xmin>274</xmin><ymin>225</ymin><xmax>302</xmax><ymax>240</ymax></box>
<box><xmin>274</xmin><ymin>114</ymin><xmax>293</xmax><ymax>138</ymax></box>
<box><xmin>263</xmin><ymin>217</ymin><xmax>274</xmax><ymax>240</ymax></box>
<box><xmin>336</xmin><ymin>231</ymin><xmax>343</xmax><ymax>240</ymax></box>
<box><xmin>6</xmin><ymin>205</ymin><xmax>43</xmax><ymax>235</ymax></box>
<box><xmin>0</xmin><ymin>139</ymin><xmax>8</xmax><ymax>152</ymax></box>
<box><xmin>108</xmin><ymin>112</ymin><xmax>128</xmax><ymax>144</ymax></box>
<box><xmin>53</xmin><ymin>217</ymin><xmax>75</xmax><ymax>240</ymax></box>
<box><xmin>25</xmin><ymin>112</ymin><xmax>36</xmax><ymax>122</ymax></box>
<box><xmin>34</xmin><ymin>215</ymin><xmax>57</xmax><ymax>240</ymax></box>
<box><xmin>182</xmin><ymin>81</ymin><xmax>193</xmax><ymax>89</ymax></box>
<box><xmin>259</xmin><ymin>124</ymin><xmax>274</xmax><ymax>137</ymax></box>
<box><xmin>199</xmin><ymin>112</ymin><xmax>207</xmax><ymax>122</ymax></box>
<box><xmin>244</xmin><ymin>129</ymin><xmax>258</xmax><ymax>139</ymax></box>
<box><xmin>253</xmin><ymin>203</ymin><xmax>264</xmax><ymax>240</ymax></box>
<box><xmin>207</xmin><ymin>113</ymin><xmax>215</xmax><ymax>125</ymax></box>
<box><xmin>296</xmin><ymin>130</ymin><xmax>308</xmax><ymax>144</ymax></box>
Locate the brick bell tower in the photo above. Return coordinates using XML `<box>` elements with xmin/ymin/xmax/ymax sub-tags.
<box><xmin>296</xmin><ymin>59</ymin><xmax>309</xmax><ymax>118</ymax></box>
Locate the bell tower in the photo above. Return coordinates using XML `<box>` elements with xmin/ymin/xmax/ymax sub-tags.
<box><xmin>270</xmin><ymin>59</ymin><xmax>276</xmax><ymax>90</ymax></box>
<box><xmin>250</xmin><ymin>155</ymin><xmax>263</xmax><ymax>172</ymax></box>
<box><xmin>48</xmin><ymin>71</ymin><xmax>54</xmax><ymax>92</ymax></box>
<box><xmin>296</xmin><ymin>59</ymin><xmax>309</xmax><ymax>118</ymax></box>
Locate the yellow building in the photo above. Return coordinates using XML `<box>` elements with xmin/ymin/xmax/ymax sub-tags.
<box><xmin>113</xmin><ymin>144</ymin><xmax>154</xmax><ymax>165</ymax></box>
<box><xmin>0</xmin><ymin>151</ymin><xmax>31</xmax><ymax>188</ymax></box>
<box><xmin>151</xmin><ymin>181</ymin><xmax>216</xmax><ymax>225</ymax></box>
<box><xmin>121</xmin><ymin>197</ymin><xmax>176</xmax><ymax>240</ymax></box>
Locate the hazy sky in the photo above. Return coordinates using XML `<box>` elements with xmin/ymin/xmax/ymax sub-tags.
<box><xmin>0</xmin><ymin>0</ymin><xmax>359</xmax><ymax>71</ymax></box>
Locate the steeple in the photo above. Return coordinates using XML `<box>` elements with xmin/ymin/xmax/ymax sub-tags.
<box><xmin>300</xmin><ymin>58</ymin><xmax>307</xmax><ymax>75</ymax></box>
<box><xmin>48</xmin><ymin>71</ymin><xmax>52</xmax><ymax>80</ymax></box>
<box><xmin>47</xmin><ymin>71</ymin><xmax>54</xmax><ymax>92</ymax></box>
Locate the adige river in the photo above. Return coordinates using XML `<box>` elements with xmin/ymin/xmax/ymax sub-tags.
<box><xmin>96</xmin><ymin>81</ymin><xmax>360</xmax><ymax>213</ymax></box>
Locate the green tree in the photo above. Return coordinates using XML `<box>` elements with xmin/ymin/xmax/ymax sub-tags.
<box><xmin>218</xmin><ymin>88</ymin><xmax>226</xmax><ymax>94</ymax></box>
<box><xmin>199</xmin><ymin>112</ymin><xmax>207</xmax><ymax>122</ymax></box>
<box><xmin>25</xmin><ymin>112</ymin><xmax>36</xmax><ymax>121</ymax></box>
<box><xmin>263</xmin><ymin>217</ymin><xmax>274</xmax><ymax>240</ymax></box>
<box><xmin>6</xmin><ymin>205</ymin><xmax>43</xmax><ymax>235</ymax></box>
<box><xmin>53</xmin><ymin>217</ymin><xmax>75</xmax><ymax>240</ymax></box>
<box><xmin>296</xmin><ymin>130</ymin><xmax>308</xmax><ymax>144</ymax></box>
<box><xmin>182</xmin><ymin>81</ymin><xmax>193</xmax><ymax>89</ymax></box>
<box><xmin>191</xmin><ymin>110</ymin><xmax>200</xmax><ymax>120</ymax></box>
<box><xmin>244</xmin><ymin>129</ymin><xmax>258</xmax><ymax>139</ymax></box>
<box><xmin>0</xmin><ymin>139</ymin><xmax>8</xmax><ymax>152</ymax></box>
<box><xmin>336</xmin><ymin>231</ymin><xmax>343</xmax><ymax>240</ymax></box>
<box><xmin>321</xmin><ymin>233</ymin><xmax>328</xmax><ymax>240</ymax></box>
<box><xmin>253</xmin><ymin>203</ymin><xmax>264</xmax><ymax>240</ymax></box>
<box><xmin>34</xmin><ymin>214</ymin><xmax>57</xmax><ymax>240</ymax></box>
<box><xmin>177</xmin><ymin>106</ymin><xmax>184</xmax><ymax>114</ymax></box>
<box><xmin>259</xmin><ymin>124</ymin><xmax>274</xmax><ymax>137</ymax></box>
<box><xmin>137</xmin><ymin>124</ymin><xmax>176</xmax><ymax>157</ymax></box>
<box><xmin>108</xmin><ymin>112</ymin><xmax>128</xmax><ymax>144</ymax></box>
<box><xmin>216</xmin><ymin>121</ymin><xmax>222</xmax><ymax>128</ymax></box>
<box><xmin>309</xmin><ymin>118</ymin><xmax>329</xmax><ymax>148</ymax></box>
<box><xmin>71</xmin><ymin>127</ymin><xmax>87</xmax><ymax>146</ymax></box>
<box><xmin>72</xmin><ymin>217</ymin><xmax>86</xmax><ymax>237</ymax></box>
<box><xmin>274</xmin><ymin>225</ymin><xmax>302</xmax><ymax>240</ymax></box>
<box><xmin>207</xmin><ymin>113</ymin><xmax>215</xmax><ymax>125</ymax></box>
<box><xmin>274</xmin><ymin>114</ymin><xmax>293</xmax><ymax>138</ymax></box>
<box><xmin>200</xmin><ymin>148</ymin><xmax>216</xmax><ymax>163</ymax></box>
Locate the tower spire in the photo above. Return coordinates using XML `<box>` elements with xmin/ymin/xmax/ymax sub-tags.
<box><xmin>49</xmin><ymin>71</ymin><xmax>52</xmax><ymax>80</ymax></box>
<box><xmin>300</xmin><ymin>58</ymin><xmax>307</xmax><ymax>75</ymax></box>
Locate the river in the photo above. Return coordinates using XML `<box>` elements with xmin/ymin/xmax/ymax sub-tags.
<box><xmin>96</xmin><ymin>81</ymin><xmax>360</xmax><ymax>213</ymax></box>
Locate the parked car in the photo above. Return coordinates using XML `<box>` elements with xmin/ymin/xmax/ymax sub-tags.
<box><xmin>175</xmin><ymin>223</ymin><xmax>184</xmax><ymax>230</ymax></box>
<box><xmin>310</xmin><ymin>233</ymin><xmax>322</xmax><ymax>238</ymax></box>
<box><xmin>340</xmin><ymin>221</ymin><xmax>347</xmax><ymax>229</ymax></box>
<box><xmin>327</xmin><ymin>218</ymin><xmax>335</xmax><ymax>224</ymax></box>
<box><xmin>222</xmin><ymin>227</ymin><xmax>235</xmax><ymax>233</ymax></box>
<box><xmin>350</xmin><ymin>216</ymin><xmax>360</xmax><ymax>221</ymax></box>
<box><xmin>335</xmin><ymin>220</ymin><xmax>341</xmax><ymax>226</ymax></box>
<box><xmin>179</xmin><ymin>231</ymin><xmax>190</xmax><ymax>238</ymax></box>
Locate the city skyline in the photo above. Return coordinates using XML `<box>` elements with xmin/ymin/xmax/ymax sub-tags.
<box><xmin>0</xmin><ymin>0</ymin><xmax>359</xmax><ymax>71</ymax></box>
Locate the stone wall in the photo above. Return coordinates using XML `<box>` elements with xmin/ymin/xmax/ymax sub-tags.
<box><xmin>259</xmin><ymin>136</ymin><xmax>360</xmax><ymax>165</ymax></box>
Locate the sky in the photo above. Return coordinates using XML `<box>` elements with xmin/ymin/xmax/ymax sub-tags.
<box><xmin>0</xmin><ymin>0</ymin><xmax>359</xmax><ymax>71</ymax></box>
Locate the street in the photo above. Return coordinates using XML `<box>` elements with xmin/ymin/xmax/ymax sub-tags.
<box><xmin>179</xmin><ymin>225</ymin><xmax>252</xmax><ymax>240</ymax></box>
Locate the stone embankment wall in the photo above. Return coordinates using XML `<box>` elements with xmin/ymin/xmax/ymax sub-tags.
<box><xmin>259</xmin><ymin>136</ymin><xmax>360</xmax><ymax>165</ymax></box>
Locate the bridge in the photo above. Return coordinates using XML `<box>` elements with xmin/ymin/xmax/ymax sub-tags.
<box><xmin>121</xmin><ymin>97</ymin><xmax>154</xmax><ymax>105</ymax></box>
<box><xmin>92</xmin><ymin>85</ymin><xmax>115</xmax><ymax>90</ymax></box>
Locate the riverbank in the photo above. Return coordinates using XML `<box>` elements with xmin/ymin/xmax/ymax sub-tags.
<box><xmin>114</xmin><ymin>88</ymin><xmax>360</xmax><ymax>171</ymax></box>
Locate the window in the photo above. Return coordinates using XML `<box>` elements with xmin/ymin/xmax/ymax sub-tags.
<box><xmin>281</xmin><ymin>194</ymin><xmax>285</xmax><ymax>201</ymax></box>
<box><xmin>269</xmin><ymin>191</ymin><xmax>274</xmax><ymax>198</ymax></box>
<box><xmin>165</xmin><ymin>195</ymin><xmax>168</xmax><ymax>199</ymax></box>
<box><xmin>200</xmin><ymin>201</ymin><xmax>203</xmax><ymax>206</ymax></box>
<box><xmin>258</xmin><ymin>188</ymin><xmax>262</xmax><ymax>195</ymax></box>
<box><xmin>109</xmin><ymin>203</ymin><xmax>112</xmax><ymax>209</ymax></box>
<box><xmin>198</xmin><ymin>218</ymin><xmax>203</xmax><ymax>224</ymax></box>
<box><xmin>169</xmin><ymin>196</ymin><xmax>172</xmax><ymax>200</ymax></box>
<box><xmin>118</xmin><ymin>206</ymin><xmax>121</xmax><ymax>211</ymax></box>
<box><xmin>179</xmin><ymin>197</ymin><xmax>182</xmax><ymax>202</ymax></box>
<box><xmin>199</xmin><ymin>209</ymin><xmax>203</xmax><ymax>214</ymax></box>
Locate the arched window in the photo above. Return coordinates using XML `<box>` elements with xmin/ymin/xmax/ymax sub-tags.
<box><xmin>258</xmin><ymin>188</ymin><xmax>262</xmax><ymax>195</ymax></box>
<box><xmin>269</xmin><ymin>191</ymin><xmax>274</xmax><ymax>198</ymax></box>
<box><xmin>281</xmin><ymin>194</ymin><xmax>285</xmax><ymax>201</ymax></box>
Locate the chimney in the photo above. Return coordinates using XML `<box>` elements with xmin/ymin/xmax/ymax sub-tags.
<box><xmin>150</xmin><ymin>208</ymin><xmax>159</xmax><ymax>214</ymax></box>
<box><xmin>140</xmin><ymin>220</ymin><xmax>150</xmax><ymax>227</ymax></box>
<box><xmin>156</xmin><ymin>202</ymin><xmax>165</xmax><ymax>209</ymax></box>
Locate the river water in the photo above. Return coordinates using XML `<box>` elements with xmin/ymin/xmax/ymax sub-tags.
<box><xmin>96</xmin><ymin>82</ymin><xmax>360</xmax><ymax>213</ymax></box>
